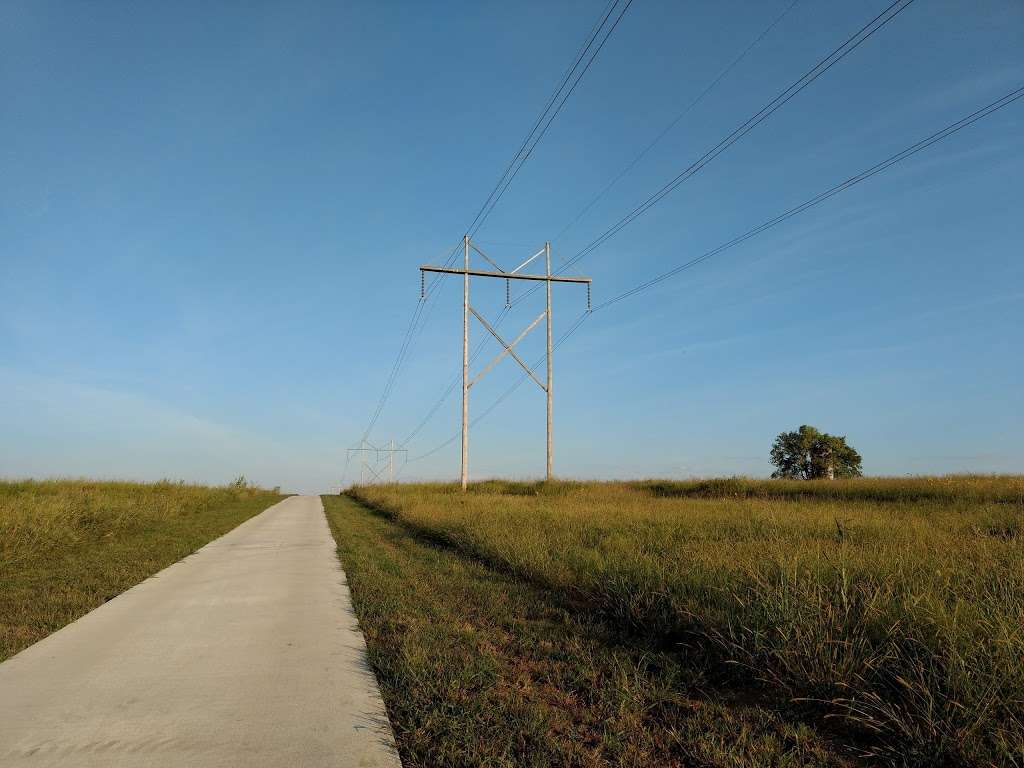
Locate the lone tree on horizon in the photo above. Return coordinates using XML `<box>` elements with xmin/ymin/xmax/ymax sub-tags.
<box><xmin>770</xmin><ymin>425</ymin><xmax>862</xmax><ymax>480</ymax></box>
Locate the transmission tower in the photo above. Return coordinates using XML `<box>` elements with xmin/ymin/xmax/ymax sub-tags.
<box><xmin>347</xmin><ymin>440</ymin><xmax>407</xmax><ymax>484</ymax></box>
<box><xmin>420</xmin><ymin>235</ymin><xmax>591</xmax><ymax>490</ymax></box>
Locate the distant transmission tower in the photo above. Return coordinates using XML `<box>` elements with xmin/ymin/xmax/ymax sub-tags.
<box><xmin>420</xmin><ymin>235</ymin><xmax>591</xmax><ymax>490</ymax></box>
<box><xmin>347</xmin><ymin>440</ymin><xmax>407</xmax><ymax>484</ymax></box>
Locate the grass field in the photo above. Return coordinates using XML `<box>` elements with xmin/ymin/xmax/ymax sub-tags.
<box><xmin>324</xmin><ymin>494</ymin><xmax>852</xmax><ymax>767</ymax></box>
<box><xmin>0</xmin><ymin>479</ymin><xmax>281</xmax><ymax>661</ymax></box>
<box><xmin>344</xmin><ymin>476</ymin><xmax>1024</xmax><ymax>767</ymax></box>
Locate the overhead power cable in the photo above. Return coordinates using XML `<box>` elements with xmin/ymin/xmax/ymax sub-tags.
<box><xmin>407</xmin><ymin>310</ymin><xmax>590</xmax><ymax>463</ymax></box>
<box><xmin>553</xmin><ymin>0</ymin><xmax>802</xmax><ymax>243</ymax></box>
<box><xmin>399</xmin><ymin>0</ymin><xmax>807</xmax><ymax>447</ymax></box>
<box><xmin>462</xmin><ymin>0</ymin><xmax>620</xmax><ymax>237</ymax></box>
<box><xmin>468</xmin><ymin>0</ymin><xmax>635</xmax><ymax>237</ymax></box>
<box><xmin>357</xmin><ymin>286</ymin><xmax>428</xmax><ymax>443</ymax></box>
<box><xmin>398</xmin><ymin>305</ymin><xmax>511</xmax><ymax>448</ymax></box>
<box><xmin>357</xmin><ymin>241</ymin><xmax>460</xmax><ymax>444</ymax></box>
<box><xmin>355</xmin><ymin>0</ymin><xmax>634</xmax><ymax>446</ymax></box>
<box><xmin>595</xmin><ymin>84</ymin><xmax>1024</xmax><ymax>309</ymax></box>
<box><xmin>557</xmin><ymin>0</ymin><xmax>916</xmax><ymax>274</ymax></box>
<box><xmin>405</xmin><ymin>84</ymin><xmax>1024</xmax><ymax>463</ymax></box>
<box><xmin>508</xmin><ymin>0</ymin><xmax>916</xmax><ymax>312</ymax></box>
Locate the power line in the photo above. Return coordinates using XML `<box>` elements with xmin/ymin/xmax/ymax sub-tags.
<box><xmin>358</xmin><ymin>297</ymin><xmax>426</xmax><ymax>443</ymax></box>
<box><xmin>463</xmin><ymin>0</ymin><xmax>621</xmax><ymax>238</ymax></box>
<box><xmin>595</xmin><ymin>84</ymin><xmax>1024</xmax><ymax>309</ymax></box>
<box><xmin>357</xmin><ymin>241</ymin><xmax>460</xmax><ymax>443</ymax></box>
<box><xmin>470</xmin><ymin>0</ymin><xmax>635</xmax><ymax>237</ymax></box>
<box><xmin>553</xmin><ymin>0</ymin><xmax>802</xmax><ymax>244</ymax></box>
<box><xmin>407</xmin><ymin>310</ymin><xmax>590</xmax><ymax>463</ymax></box>
<box><xmin>556</xmin><ymin>0</ymin><xmax>916</xmax><ymax>275</ymax></box>
<box><xmin>471</xmin><ymin>311</ymin><xmax>591</xmax><ymax>426</ymax></box>
<box><xmin>508</xmin><ymin>0</ymin><xmax>915</xmax><ymax>312</ymax></box>
<box><xmin>398</xmin><ymin>306</ymin><xmax>510</xmax><ymax>447</ymax></box>
<box><xmin>355</xmin><ymin>0</ymin><xmax>634</xmax><ymax>447</ymax></box>
<box><xmin>404</xmin><ymin>84</ymin><xmax>1024</xmax><ymax>464</ymax></box>
<box><xmin>398</xmin><ymin>0</ymin><xmax>917</xmax><ymax>459</ymax></box>
<box><xmin>395</xmin><ymin>0</ymin><xmax>636</xmax><ymax>447</ymax></box>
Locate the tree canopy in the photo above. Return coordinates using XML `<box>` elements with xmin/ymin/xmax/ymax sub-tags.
<box><xmin>769</xmin><ymin>425</ymin><xmax>862</xmax><ymax>480</ymax></box>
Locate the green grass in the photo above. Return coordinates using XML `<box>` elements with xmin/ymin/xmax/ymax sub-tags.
<box><xmin>324</xmin><ymin>493</ymin><xmax>854</xmax><ymax>767</ymax></box>
<box><xmin>347</xmin><ymin>476</ymin><xmax>1024</xmax><ymax>767</ymax></box>
<box><xmin>0</xmin><ymin>479</ymin><xmax>281</xmax><ymax>661</ymax></box>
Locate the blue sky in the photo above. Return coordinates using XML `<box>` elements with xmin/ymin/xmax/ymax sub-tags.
<box><xmin>2</xmin><ymin>0</ymin><xmax>1021</xmax><ymax>493</ymax></box>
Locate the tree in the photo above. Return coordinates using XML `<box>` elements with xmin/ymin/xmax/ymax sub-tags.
<box><xmin>770</xmin><ymin>425</ymin><xmax>862</xmax><ymax>480</ymax></box>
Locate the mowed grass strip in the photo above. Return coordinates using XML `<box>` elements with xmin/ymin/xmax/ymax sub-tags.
<box><xmin>349</xmin><ymin>477</ymin><xmax>1024</xmax><ymax>767</ymax></box>
<box><xmin>0</xmin><ymin>479</ymin><xmax>281</xmax><ymax>661</ymax></box>
<box><xmin>324</xmin><ymin>494</ymin><xmax>852</xmax><ymax>768</ymax></box>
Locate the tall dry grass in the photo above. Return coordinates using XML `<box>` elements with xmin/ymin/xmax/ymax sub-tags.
<box><xmin>350</xmin><ymin>476</ymin><xmax>1024</xmax><ymax>766</ymax></box>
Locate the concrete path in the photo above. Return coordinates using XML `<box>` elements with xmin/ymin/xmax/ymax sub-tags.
<box><xmin>0</xmin><ymin>495</ymin><xmax>401</xmax><ymax>767</ymax></box>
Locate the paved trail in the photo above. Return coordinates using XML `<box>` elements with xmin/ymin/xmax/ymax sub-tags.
<box><xmin>0</xmin><ymin>495</ymin><xmax>400</xmax><ymax>767</ymax></box>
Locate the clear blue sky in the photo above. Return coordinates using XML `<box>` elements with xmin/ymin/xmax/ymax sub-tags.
<box><xmin>2</xmin><ymin>0</ymin><xmax>1021</xmax><ymax>493</ymax></box>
